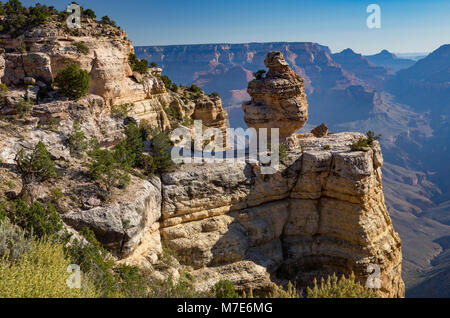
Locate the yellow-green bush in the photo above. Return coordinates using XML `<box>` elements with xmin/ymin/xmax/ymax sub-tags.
<box><xmin>307</xmin><ymin>273</ymin><xmax>380</xmax><ymax>298</ymax></box>
<box><xmin>213</xmin><ymin>280</ymin><xmax>238</xmax><ymax>298</ymax></box>
<box><xmin>0</xmin><ymin>238</ymin><xmax>99</xmax><ymax>298</ymax></box>
<box><xmin>269</xmin><ymin>281</ymin><xmax>300</xmax><ymax>298</ymax></box>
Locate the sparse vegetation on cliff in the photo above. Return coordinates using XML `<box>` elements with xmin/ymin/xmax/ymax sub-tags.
<box><xmin>350</xmin><ymin>130</ymin><xmax>381</xmax><ymax>151</ymax></box>
<box><xmin>14</xmin><ymin>142</ymin><xmax>57</xmax><ymax>199</ymax></box>
<box><xmin>213</xmin><ymin>280</ymin><xmax>239</xmax><ymax>298</ymax></box>
<box><xmin>6</xmin><ymin>199</ymin><xmax>62</xmax><ymax>238</ymax></box>
<box><xmin>67</xmin><ymin>121</ymin><xmax>88</xmax><ymax>157</ymax></box>
<box><xmin>0</xmin><ymin>1</ymin><xmax>58</xmax><ymax>37</ymax></box>
<box><xmin>73</xmin><ymin>41</ymin><xmax>90</xmax><ymax>55</ymax></box>
<box><xmin>159</xmin><ymin>75</ymin><xmax>179</xmax><ymax>92</ymax></box>
<box><xmin>111</xmin><ymin>103</ymin><xmax>133</xmax><ymax>119</ymax></box>
<box><xmin>129</xmin><ymin>53</ymin><xmax>149</xmax><ymax>74</ymax></box>
<box><xmin>307</xmin><ymin>273</ymin><xmax>380</xmax><ymax>298</ymax></box>
<box><xmin>14</xmin><ymin>98</ymin><xmax>33</xmax><ymax>118</ymax></box>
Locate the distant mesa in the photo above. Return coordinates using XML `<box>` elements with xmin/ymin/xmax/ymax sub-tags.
<box><xmin>364</xmin><ymin>49</ymin><xmax>416</xmax><ymax>72</ymax></box>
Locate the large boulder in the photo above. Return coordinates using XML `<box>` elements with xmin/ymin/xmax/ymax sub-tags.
<box><xmin>242</xmin><ymin>51</ymin><xmax>309</xmax><ymax>140</ymax></box>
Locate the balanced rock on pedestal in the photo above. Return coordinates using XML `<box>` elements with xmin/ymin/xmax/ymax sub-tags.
<box><xmin>242</xmin><ymin>51</ymin><xmax>308</xmax><ymax>140</ymax></box>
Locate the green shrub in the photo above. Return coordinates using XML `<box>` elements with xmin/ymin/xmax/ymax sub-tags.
<box><xmin>0</xmin><ymin>219</ymin><xmax>32</xmax><ymax>262</ymax></box>
<box><xmin>73</xmin><ymin>41</ymin><xmax>89</xmax><ymax>55</ymax></box>
<box><xmin>139</xmin><ymin>120</ymin><xmax>160</xmax><ymax>140</ymax></box>
<box><xmin>159</xmin><ymin>75</ymin><xmax>178</xmax><ymax>92</ymax></box>
<box><xmin>8</xmin><ymin>199</ymin><xmax>62</xmax><ymax>238</ymax></box>
<box><xmin>83</xmin><ymin>8</ymin><xmax>96</xmax><ymax>19</ymax></box>
<box><xmin>148</xmin><ymin>271</ymin><xmax>202</xmax><ymax>298</ymax></box>
<box><xmin>213</xmin><ymin>280</ymin><xmax>238</xmax><ymax>298</ymax></box>
<box><xmin>67</xmin><ymin>120</ymin><xmax>88</xmax><ymax>157</ymax></box>
<box><xmin>128</xmin><ymin>53</ymin><xmax>149</xmax><ymax>74</ymax></box>
<box><xmin>123</xmin><ymin>123</ymin><xmax>145</xmax><ymax>166</ymax></box>
<box><xmin>366</xmin><ymin>130</ymin><xmax>381</xmax><ymax>145</ymax></box>
<box><xmin>164</xmin><ymin>104</ymin><xmax>182</xmax><ymax>124</ymax></box>
<box><xmin>210</xmin><ymin>91</ymin><xmax>220</xmax><ymax>98</ymax></box>
<box><xmin>66</xmin><ymin>229</ymin><xmax>152</xmax><ymax>298</ymax></box>
<box><xmin>279</xmin><ymin>144</ymin><xmax>288</xmax><ymax>163</ymax></box>
<box><xmin>65</xmin><ymin>228</ymin><xmax>119</xmax><ymax>297</ymax></box>
<box><xmin>350</xmin><ymin>130</ymin><xmax>381</xmax><ymax>152</ymax></box>
<box><xmin>54</xmin><ymin>62</ymin><xmax>90</xmax><ymax>100</ymax></box>
<box><xmin>14</xmin><ymin>141</ymin><xmax>57</xmax><ymax>192</ymax></box>
<box><xmin>188</xmin><ymin>84</ymin><xmax>202</xmax><ymax>94</ymax></box>
<box><xmin>182</xmin><ymin>116</ymin><xmax>194</xmax><ymax>127</ymax></box>
<box><xmin>49</xmin><ymin>187</ymin><xmax>66</xmax><ymax>213</ymax></box>
<box><xmin>0</xmin><ymin>1</ymin><xmax>58</xmax><ymax>37</ymax></box>
<box><xmin>152</xmin><ymin>132</ymin><xmax>176</xmax><ymax>173</ymax></box>
<box><xmin>111</xmin><ymin>103</ymin><xmax>133</xmax><ymax>119</ymax></box>
<box><xmin>307</xmin><ymin>273</ymin><xmax>380</xmax><ymax>298</ymax></box>
<box><xmin>88</xmin><ymin>148</ymin><xmax>128</xmax><ymax>200</ymax></box>
<box><xmin>14</xmin><ymin>98</ymin><xmax>33</xmax><ymax>117</ymax></box>
<box><xmin>268</xmin><ymin>282</ymin><xmax>300</xmax><ymax>298</ymax></box>
<box><xmin>253</xmin><ymin>70</ymin><xmax>266</xmax><ymax>80</ymax></box>
<box><xmin>100</xmin><ymin>15</ymin><xmax>117</xmax><ymax>27</ymax></box>
<box><xmin>0</xmin><ymin>238</ymin><xmax>99</xmax><ymax>298</ymax></box>
<box><xmin>150</xmin><ymin>62</ymin><xmax>157</xmax><ymax>68</ymax></box>
<box><xmin>115</xmin><ymin>265</ymin><xmax>150</xmax><ymax>298</ymax></box>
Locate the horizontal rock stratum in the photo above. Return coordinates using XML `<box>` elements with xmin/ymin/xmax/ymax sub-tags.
<box><xmin>0</xmin><ymin>12</ymin><xmax>403</xmax><ymax>297</ymax></box>
<box><xmin>65</xmin><ymin>132</ymin><xmax>404</xmax><ymax>297</ymax></box>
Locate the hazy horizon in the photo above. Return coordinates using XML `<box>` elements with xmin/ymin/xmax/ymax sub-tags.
<box><xmin>134</xmin><ymin>40</ymin><xmax>432</xmax><ymax>56</ymax></box>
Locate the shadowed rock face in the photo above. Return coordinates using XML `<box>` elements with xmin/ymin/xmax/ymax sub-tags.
<box><xmin>158</xmin><ymin>133</ymin><xmax>405</xmax><ymax>297</ymax></box>
<box><xmin>242</xmin><ymin>52</ymin><xmax>309</xmax><ymax>139</ymax></box>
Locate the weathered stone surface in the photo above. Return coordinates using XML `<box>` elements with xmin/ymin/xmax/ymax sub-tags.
<box><xmin>2</xmin><ymin>53</ymin><xmax>52</xmax><ymax>85</ymax></box>
<box><xmin>192</xmin><ymin>94</ymin><xmax>228</xmax><ymax>136</ymax></box>
<box><xmin>63</xmin><ymin>178</ymin><xmax>161</xmax><ymax>257</ymax></box>
<box><xmin>311</xmin><ymin>123</ymin><xmax>329</xmax><ymax>137</ymax></box>
<box><xmin>159</xmin><ymin>133</ymin><xmax>404</xmax><ymax>297</ymax></box>
<box><xmin>242</xmin><ymin>52</ymin><xmax>309</xmax><ymax>139</ymax></box>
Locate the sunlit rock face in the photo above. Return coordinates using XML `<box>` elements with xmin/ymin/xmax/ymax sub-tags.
<box><xmin>242</xmin><ymin>51</ymin><xmax>309</xmax><ymax>140</ymax></box>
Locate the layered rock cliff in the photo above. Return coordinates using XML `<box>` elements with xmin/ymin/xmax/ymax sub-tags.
<box><xmin>0</xmin><ymin>8</ymin><xmax>404</xmax><ymax>298</ymax></box>
<box><xmin>0</xmin><ymin>18</ymin><xmax>228</xmax><ymax>134</ymax></box>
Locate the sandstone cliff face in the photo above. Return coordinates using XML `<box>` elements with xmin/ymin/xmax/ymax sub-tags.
<box><xmin>0</xmin><ymin>15</ymin><xmax>404</xmax><ymax>298</ymax></box>
<box><xmin>242</xmin><ymin>52</ymin><xmax>308</xmax><ymax>139</ymax></box>
<box><xmin>157</xmin><ymin>133</ymin><xmax>404</xmax><ymax>297</ymax></box>
<box><xmin>53</xmin><ymin>132</ymin><xmax>404</xmax><ymax>297</ymax></box>
<box><xmin>1</xmin><ymin>19</ymin><xmax>146</xmax><ymax>106</ymax></box>
<box><xmin>0</xmin><ymin>20</ymin><xmax>229</xmax><ymax>134</ymax></box>
<box><xmin>191</xmin><ymin>94</ymin><xmax>229</xmax><ymax>138</ymax></box>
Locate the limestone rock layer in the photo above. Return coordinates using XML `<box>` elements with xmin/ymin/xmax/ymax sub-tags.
<box><xmin>72</xmin><ymin>132</ymin><xmax>404</xmax><ymax>297</ymax></box>
<box><xmin>242</xmin><ymin>52</ymin><xmax>309</xmax><ymax>139</ymax></box>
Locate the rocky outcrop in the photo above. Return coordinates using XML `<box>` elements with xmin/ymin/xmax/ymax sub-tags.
<box><xmin>311</xmin><ymin>123</ymin><xmax>328</xmax><ymax>137</ymax></box>
<box><xmin>191</xmin><ymin>94</ymin><xmax>229</xmax><ymax>142</ymax></box>
<box><xmin>2</xmin><ymin>52</ymin><xmax>53</xmax><ymax>86</ymax></box>
<box><xmin>0</xmin><ymin>19</ymin><xmax>230</xmax><ymax>135</ymax></box>
<box><xmin>0</xmin><ymin>12</ymin><xmax>404</xmax><ymax>297</ymax></box>
<box><xmin>0</xmin><ymin>19</ymin><xmax>167</xmax><ymax>108</ymax></box>
<box><xmin>156</xmin><ymin>133</ymin><xmax>404</xmax><ymax>297</ymax></box>
<box><xmin>63</xmin><ymin>177</ymin><xmax>162</xmax><ymax>258</ymax></box>
<box><xmin>242</xmin><ymin>52</ymin><xmax>309</xmax><ymax>139</ymax></box>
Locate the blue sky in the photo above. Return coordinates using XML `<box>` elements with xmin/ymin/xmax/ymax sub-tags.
<box><xmin>21</xmin><ymin>0</ymin><xmax>450</xmax><ymax>54</ymax></box>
